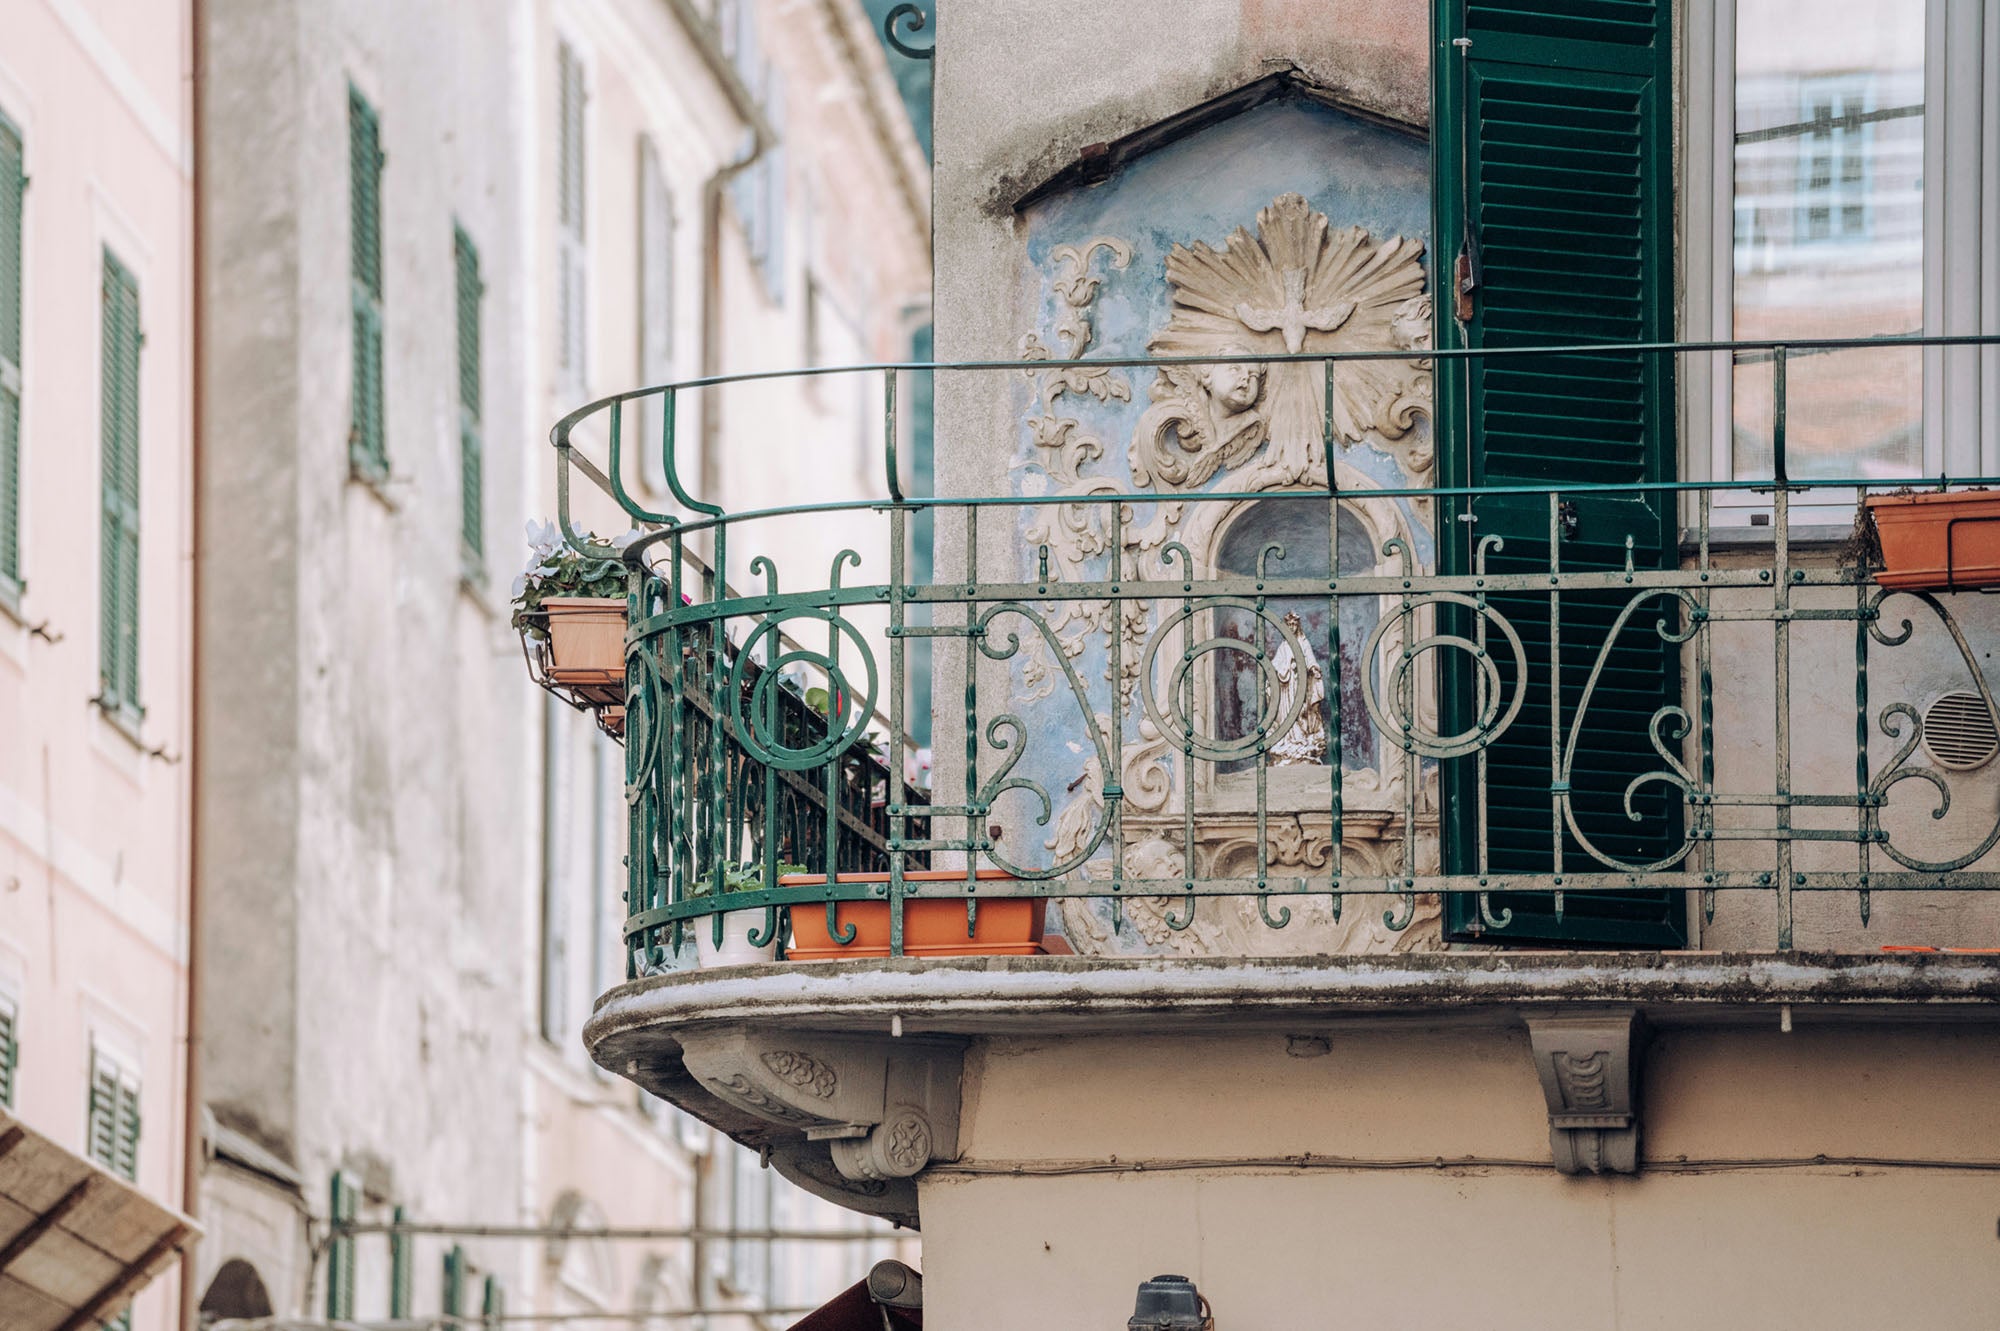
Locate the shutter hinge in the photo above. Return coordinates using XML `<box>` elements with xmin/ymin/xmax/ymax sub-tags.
<box><xmin>1453</xmin><ymin>236</ymin><xmax>1481</xmax><ymax>324</ymax></box>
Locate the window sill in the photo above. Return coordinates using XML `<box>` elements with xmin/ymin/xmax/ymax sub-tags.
<box><xmin>0</xmin><ymin>577</ymin><xmax>23</xmax><ymax>626</ymax></box>
<box><xmin>92</xmin><ymin>695</ymin><xmax>148</xmax><ymax>750</ymax></box>
<box><xmin>1679</xmin><ymin>524</ymin><xmax>1855</xmax><ymax>556</ymax></box>
<box><xmin>348</xmin><ymin>459</ymin><xmax>400</xmax><ymax>513</ymax></box>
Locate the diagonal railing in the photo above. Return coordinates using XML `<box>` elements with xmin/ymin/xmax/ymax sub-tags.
<box><xmin>548</xmin><ymin>333</ymin><xmax>2000</xmax><ymax>963</ymax></box>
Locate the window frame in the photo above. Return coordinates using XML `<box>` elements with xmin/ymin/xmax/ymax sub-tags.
<box><xmin>556</xmin><ymin>37</ymin><xmax>592</xmax><ymax>399</ymax></box>
<box><xmin>1683</xmin><ymin>0</ymin><xmax>1999</xmax><ymax>518</ymax></box>
<box><xmin>85</xmin><ymin>1040</ymin><xmax>141</xmax><ymax>1182</ymax></box>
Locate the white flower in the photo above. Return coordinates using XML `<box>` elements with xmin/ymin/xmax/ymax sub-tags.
<box><xmin>509</xmin><ymin>573</ymin><xmax>528</xmax><ymax>599</ymax></box>
<box><xmin>610</xmin><ymin>526</ymin><xmax>645</xmax><ymax>552</ymax></box>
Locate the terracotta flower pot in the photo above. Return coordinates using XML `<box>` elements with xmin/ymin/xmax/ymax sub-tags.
<box><xmin>782</xmin><ymin>870</ymin><xmax>1045</xmax><ymax>959</ymax></box>
<box><xmin>542</xmin><ymin>596</ymin><xmax>626</xmax><ymax>690</ymax></box>
<box><xmin>1866</xmin><ymin>491</ymin><xmax>2000</xmax><ymax>591</ymax></box>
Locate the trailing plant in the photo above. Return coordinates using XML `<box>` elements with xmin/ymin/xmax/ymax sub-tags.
<box><xmin>690</xmin><ymin>860</ymin><xmax>808</xmax><ymax>898</ymax></box>
<box><xmin>510</xmin><ymin>520</ymin><xmax>639</xmax><ymax>639</ymax></box>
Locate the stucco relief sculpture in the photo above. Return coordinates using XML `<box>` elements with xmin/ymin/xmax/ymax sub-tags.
<box><xmin>1132</xmin><ymin>192</ymin><xmax>1434</xmax><ymax>492</ymax></box>
<box><xmin>1006</xmin><ymin>198</ymin><xmax>1444</xmax><ymax>960</ymax></box>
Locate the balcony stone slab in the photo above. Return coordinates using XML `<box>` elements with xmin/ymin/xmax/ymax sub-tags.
<box><xmin>585</xmin><ymin>951</ymin><xmax>2000</xmax><ymax>1223</ymax></box>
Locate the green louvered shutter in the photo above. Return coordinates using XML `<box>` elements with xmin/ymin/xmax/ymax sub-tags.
<box><xmin>481</xmin><ymin>1274</ymin><xmax>504</xmax><ymax>1330</ymax></box>
<box><xmin>349</xmin><ymin>86</ymin><xmax>386</xmax><ymax>479</ymax></box>
<box><xmin>327</xmin><ymin>1173</ymin><xmax>357</xmax><ymax>1319</ymax></box>
<box><xmin>454</xmin><ymin>223</ymin><xmax>484</xmax><ymax>576</ymax></box>
<box><xmin>0</xmin><ymin>998</ymin><xmax>15</xmax><ymax>1108</ymax></box>
<box><xmin>98</xmin><ymin>252</ymin><xmax>142</xmax><ymax>721</ymax></box>
<box><xmin>0</xmin><ymin>110</ymin><xmax>23</xmax><ymax>602</ymax></box>
<box><xmin>390</xmin><ymin>1204</ymin><xmax>413</xmax><ymax>1317</ymax></box>
<box><xmin>86</xmin><ymin>1046</ymin><xmax>139</xmax><ymax>1180</ymax></box>
<box><xmin>442</xmin><ymin>1244</ymin><xmax>467</xmax><ymax>1319</ymax></box>
<box><xmin>1433</xmin><ymin>0</ymin><xmax>1685</xmax><ymax>946</ymax></box>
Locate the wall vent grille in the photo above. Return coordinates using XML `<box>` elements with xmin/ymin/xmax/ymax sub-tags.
<box><xmin>1922</xmin><ymin>691</ymin><xmax>2000</xmax><ymax>771</ymax></box>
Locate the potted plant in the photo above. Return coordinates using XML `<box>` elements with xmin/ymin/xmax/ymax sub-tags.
<box><xmin>783</xmin><ymin>870</ymin><xmax>1045</xmax><ymax>960</ymax></box>
<box><xmin>690</xmin><ymin>861</ymin><xmax>804</xmax><ymax>967</ymax></box>
<box><xmin>1863</xmin><ymin>489</ymin><xmax>2000</xmax><ymax>591</ymax></box>
<box><xmin>512</xmin><ymin>521</ymin><xmax>639</xmax><ymax>705</ymax></box>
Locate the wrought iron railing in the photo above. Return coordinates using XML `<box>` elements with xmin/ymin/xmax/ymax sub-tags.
<box><xmin>549</xmin><ymin>334</ymin><xmax>2000</xmax><ymax>965</ymax></box>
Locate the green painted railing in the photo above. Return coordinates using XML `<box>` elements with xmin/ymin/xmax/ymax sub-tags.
<box><xmin>549</xmin><ymin>334</ymin><xmax>2000</xmax><ymax>963</ymax></box>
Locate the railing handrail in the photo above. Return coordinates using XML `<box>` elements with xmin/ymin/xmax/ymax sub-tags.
<box><xmin>550</xmin><ymin>332</ymin><xmax>2000</xmax><ymax>543</ymax></box>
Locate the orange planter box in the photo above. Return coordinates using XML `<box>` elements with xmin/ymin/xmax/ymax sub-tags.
<box><xmin>1866</xmin><ymin>491</ymin><xmax>2000</xmax><ymax>591</ymax></box>
<box><xmin>782</xmin><ymin>870</ymin><xmax>1045</xmax><ymax>959</ymax></box>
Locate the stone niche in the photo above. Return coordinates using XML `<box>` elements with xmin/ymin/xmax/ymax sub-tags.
<box><xmin>981</xmin><ymin>90</ymin><xmax>1448</xmax><ymax>958</ymax></box>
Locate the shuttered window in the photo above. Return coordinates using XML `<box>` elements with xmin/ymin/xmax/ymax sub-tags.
<box><xmin>389</xmin><ymin>1204</ymin><xmax>413</xmax><ymax>1318</ymax></box>
<box><xmin>98</xmin><ymin>251</ymin><xmax>142</xmax><ymax>724</ymax></box>
<box><xmin>349</xmin><ymin>85</ymin><xmax>387</xmax><ymax>480</ymax></box>
<box><xmin>327</xmin><ymin>1173</ymin><xmax>357</xmax><ymax>1319</ymax></box>
<box><xmin>0</xmin><ymin>996</ymin><xmax>17</xmax><ymax>1109</ymax></box>
<box><xmin>557</xmin><ymin>42</ymin><xmax>588</xmax><ymax>391</ymax></box>
<box><xmin>454</xmin><ymin>223</ymin><xmax>484</xmax><ymax>576</ymax></box>
<box><xmin>1433</xmin><ymin>0</ymin><xmax>1685</xmax><ymax>946</ymax></box>
<box><xmin>0</xmin><ymin>109</ymin><xmax>23</xmax><ymax>604</ymax></box>
<box><xmin>86</xmin><ymin>1045</ymin><xmax>140</xmax><ymax>1180</ymax></box>
<box><xmin>442</xmin><ymin>1244</ymin><xmax>468</xmax><ymax>1318</ymax></box>
<box><xmin>481</xmin><ymin>1274</ymin><xmax>505</xmax><ymax>1330</ymax></box>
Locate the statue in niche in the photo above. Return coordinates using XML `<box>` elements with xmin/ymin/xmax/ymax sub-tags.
<box><xmin>1269</xmin><ymin>610</ymin><xmax>1328</xmax><ymax>767</ymax></box>
<box><xmin>1131</xmin><ymin>193</ymin><xmax>1430</xmax><ymax>492</ymax></box>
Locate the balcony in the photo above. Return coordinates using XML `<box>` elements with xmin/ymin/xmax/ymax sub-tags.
<box><xmin>547</xmin><ymin>335</ymin><xmax>2000</xmax><ymax>1218</ymax></box>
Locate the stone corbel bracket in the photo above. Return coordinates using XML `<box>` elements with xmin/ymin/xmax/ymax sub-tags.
<box><xmin>1525</xmin><ymin>1009</ymin><xmax>1644</xmax><ymax>1175</ymax></box>
<box><xmin>679</xmin><ymin>1026</ymin><xmax>963</xmax><ymax>1199</ymax></box>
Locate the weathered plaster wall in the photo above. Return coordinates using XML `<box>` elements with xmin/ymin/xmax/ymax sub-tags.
<box><xmin>920</xmin><ymin>1022</ymin><xmax>2000</xmax><ymax>1326</ymax></box>
<box><xmin>198</xmin><ymin>0</ymin><xmax>533</xmax><ymax>1311</ymax></box>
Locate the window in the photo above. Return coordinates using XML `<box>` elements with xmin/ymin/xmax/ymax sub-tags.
<box><xmin>1697</xmin><ymin>0</ymin><xmax>1996</xmax><ymax>488</ymax></box>
<box><xmin>733</xmin><ymin>73</ymin><xmax>787</xmax><ymax>302</ymax></box>
<box><xmin>442</xmin><ymin>1244</ymin><xmax>467</xmax><ymax>1318</ymax></box>
<box><xmin>389</xmin><ymin>1204</ymin><xmax>412</xmax><ymax>1318</ymax></box>
<box><xmin>0</xmin><ymin>994</ymin><xmax>17</xmax><ymax>1109</ymax></box>
<box><xmin>98</xmin><ymin>250</ymin><xmax>142</xmax><ymax>724</ymax></box>
<box><xmin>540</xmin><ymin>693</ymin><xmax>575</xmax><ymax>1043</ymax></box>
<box><xmin>454</xmin><ymin>223</ymin><xmax>484</xmax><ymax>577</ymax></box>
<box><xmin>86</xmin><ymin>1043</ymin><xmax>140</xmax><ymax>1180</ymax></box>
<box><xmin>726</xmin><ymin>1142</ymin><xmax>771</xmax><ymax>1298</ymax></box>
<box><xmin>481</xmin><ymin>1274</ymin><xmax>505</xmax><ymax>1330</ymax></box>
<box><xmin>557</xmin><ymin>41</ymin><xmax>588</xmax><ymax>394</ymax></box>
<box><xmin>0</xmin><ymin>107</ymin><xmax>22</xmax><ymax>605</ymax></box>
<box><xmin>349</xmin><ymin>85</ymin><xmax>387</xmax><ymax>480</ymax></box>
<box><xmin>637</xmin><ymin>135</ymin><xmax>675</xmax><ymax>492</ymax></box>
<box><xmin>326</xmin><ymin>1172</ymin><xmax>358</xmax><ymax>1320</ymax></box>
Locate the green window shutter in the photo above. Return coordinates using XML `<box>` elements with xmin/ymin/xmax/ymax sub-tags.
<box><xmin>97</xmin><ymin>251</ymin><xmax>142</xmax><ymax>721</ymax></box>
<box><xmin>349</xmin><ymin>85</ymin><xmax>386</xmax><ymax>478</ymax></box>
<box><xmin>327</xmin><ymin>1173</ymin><xmax>357</xmax><ymax>1319</ymax></box>
<box><xmin>0</xmin><ymin>108</ymin><xmax>23</xmax><ymax>599</ymax></box>
<box><xmin>85</xmin><ymin>1045</ymin><xmax>138</xmax><ymax>1180</ymax></box>
<box><xmin>389</xmin><ymin>1204</ymin><xmax>413</xmax><ymax>1317</ymax></box>
<box><xmin>442</xmin><ymin>1244</ymin><xmax>467</xmax><ymax>1318</ymax></box>
<box><xmin>454</xmin><ymin>223</ymin><xmax>484</xmax><ymax>575</ymax></box>
<box><xmin>481</xmin><ymin>1274</ymin><xmax>504</xmax><ymax>1330</ymax></box>
<box><xmin>0</xmin><ymin>998</ymin><xmax>16</xmax><ymax>1109</ymax></box>
<box><xmin>1434</xmin><ymin>0</ymin><xmax>1685</xmax><ymax>946</ymax></box>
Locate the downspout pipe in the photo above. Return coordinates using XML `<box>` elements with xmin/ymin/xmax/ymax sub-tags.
<box><xmin>180</xmin><ymin>0</ymin><xmax>206</xmax><ymax>1324</ymax></box>
<box><xmin>699</xmin><ymin>137</ymin><xmax>766</xmax><ymax>506</ymax></box>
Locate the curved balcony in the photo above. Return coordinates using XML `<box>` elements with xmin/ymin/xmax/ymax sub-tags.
<box><xmin>544</xmin><ymin>335</ymin><xmax>2000</xmax><ymax>1219</ymax></box>
<box><xmin>548</xmin><ymin>333</ymin><xmax>2000</xmax><ymax>967</ymax></box>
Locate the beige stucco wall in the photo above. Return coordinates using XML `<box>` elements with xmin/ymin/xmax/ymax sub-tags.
<box><xmin>919</xmin><ymin>1022</ymin><xmax>2000</xmax><ymax>1326</ymax></box>
<box><xmin>0</xmin><ymin>2</ymin><xmax>196</xmax><ymax>1327</ymax></box>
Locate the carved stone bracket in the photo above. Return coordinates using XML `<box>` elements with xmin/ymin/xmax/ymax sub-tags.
<box><xmin>679</xmin><ymin>1027</ymin><xmax>963</xmax><ymax>1205</ymax></box>
<box><xmin>1525</xmin><ymin>1010</ymin><xmax>1643</xmax><ymax>1175</ymax></box>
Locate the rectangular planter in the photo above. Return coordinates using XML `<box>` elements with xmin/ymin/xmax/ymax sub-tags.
<box><xmin>541</xmin><ymin>596</ymin><xmax>626</xmax><ymax>696</ymax></box>
<box><xmin>1866</xmin><ymin>490</ymin><xmax>2000</xmax><ymax>591</ymax></box>
<box><xmin>782</xmin><ymin>870</ymin><xmax>1045</xmax><ymax>959</ymax></box>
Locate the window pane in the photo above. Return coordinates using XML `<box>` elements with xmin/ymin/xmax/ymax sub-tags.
<box><xmin>1732</xmin><ymin>0</ymin><xmax>1925</xmax><ymax>480</ymax></box>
